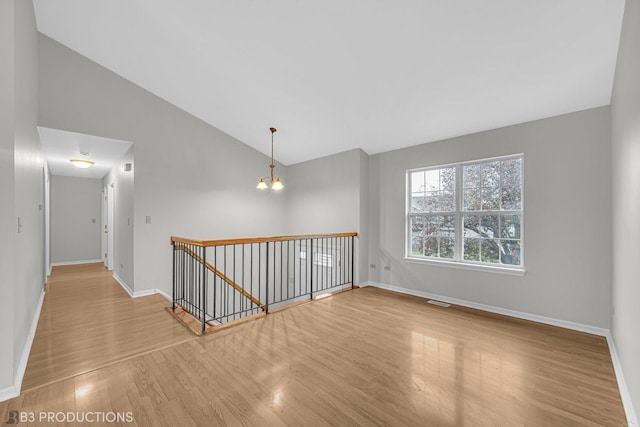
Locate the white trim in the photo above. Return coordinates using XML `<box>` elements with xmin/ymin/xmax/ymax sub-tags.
<box><xmin>50</xmin><ymin>259</ymin><xmax>102</xmax><ymax>267</ymax></box>
<box><xmin>361</xmin><ymin>281</ymin><xmax>608</xmax><ymax>336</ymax></box>
<box><xmin>406</xmin><ymin>154</ymin><xmax>524</xmax><ymax>268</ymax></box>
<box><xmin>155</xmin><ymin>290</ymin><xmax>172</xmax><ymax>303</ymax></box>
<box><xmin>606</xmin><ymin>333</ymin><xmax>638</xmax><ymax>426</ymax></box>
<box><xmin>113</xmin><ymin>273</ymin><xmax>172</xmax><ymax>302</ymax></box>
<box><xmin>132</xmin><ymin>288</ymin><xmax>171</xmax><ymax>301</ymax></box>
<box><xmin>404</xmin><ymin>256</ymin><xmax>526</xmax><ymax>276</ymax></box>
<box><xmin>0</xmin><ymin>289</ymin><xmax>46</xmax><ymax>403</ymax></box>
<box><xmin>0</xmin><ymin>385</ymin><xmax>18</xmax><ymax>403</ymax></box>
<box><xmin>14</xmin><ymin>289</ymin><xmax>45</xmax><ymax>392</ymax></box>
<box><xmin>132</xmin><ymin>289</ymin><xmax>156</xmax><ymax>298</ymax></box>
<box><xmin>113</xmin><ymin>273</ymin><xmax>134</xmax><ymax>297</ymax></box>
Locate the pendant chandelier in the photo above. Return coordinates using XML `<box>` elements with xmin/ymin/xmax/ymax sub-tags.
<box><xmin>256</xmin><ymin>127</ymin><xmax>284</xmax><ymax>191</ymax></box>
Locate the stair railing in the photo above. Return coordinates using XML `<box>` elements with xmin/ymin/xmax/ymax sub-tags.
<box><xmin>170</xmin><ymin>232</ymin><xmax>357</xmax><ymax>334</ymax></box>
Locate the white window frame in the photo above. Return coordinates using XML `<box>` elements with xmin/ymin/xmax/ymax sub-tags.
<box><xmin>405</xmin><ymin>154</ymin><xmax>525</xmax><ymax>276</ymax></box>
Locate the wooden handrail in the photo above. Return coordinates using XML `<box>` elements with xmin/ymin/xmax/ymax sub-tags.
<box><xmin>170</xmin><ymin>232</ymin><xmax>358</xmax><ymax>248</ymax></box>
<box><xmin>174</xmin><ymin>243</ymin><xmax>265</xmax><ymax>311</ymax></box>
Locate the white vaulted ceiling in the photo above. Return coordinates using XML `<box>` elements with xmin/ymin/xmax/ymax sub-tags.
<box><xmin>33</xmin><ymin>0</ymin><xmax>625</xmax><ymax>165</ymax></box>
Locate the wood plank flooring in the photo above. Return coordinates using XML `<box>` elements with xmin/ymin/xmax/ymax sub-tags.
<box><xmin>0</xmin><ymin>264</ymin><xmax>627</xmax><ymax>426</ymax></box>
<box><xmin>20</xmin><ymin>263</ymin><xmax>195</xmax><ymax>391</ymax></box>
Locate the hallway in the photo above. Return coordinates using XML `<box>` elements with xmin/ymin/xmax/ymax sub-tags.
<box><xmin>21</xmin><ymin>263</ymin><xmax>195</xmax><ymax>390</ymax></box>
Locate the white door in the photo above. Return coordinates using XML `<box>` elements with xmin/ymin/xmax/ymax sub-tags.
<box><xmin>107</xmin><ymin>184</ymin><xmax>114</xmax><ymax>271</ymax></box>
<box><xmin>101</xmin><ymin>187</ymin><xmax>108</xmax><ymax>267</ymax></box>
<box><xmin>43</xmin><ymin>167</ymin><xmax>50</xmax><ymax>281</ymax></box>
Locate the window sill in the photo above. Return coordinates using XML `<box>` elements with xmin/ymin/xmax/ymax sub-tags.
<box><xmin>404</xmin><ymin>257</ymin><xmax>526</xmax><ymax>276</ymax></box>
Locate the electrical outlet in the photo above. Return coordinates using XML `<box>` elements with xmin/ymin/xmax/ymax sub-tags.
<box><xmin>384</xmin><ymin>266</ymin><xmax>391</xmax><ymax>271</ymax></box>
<box><xmin>92</xmin><ymin>218</ymin><xmax>96</xmax><ymax>223</ymax></box>
<box><xmin>370</xmin><ymin>264</ymin><xmax>376</xmax><ymax>269</ymax></box>
<box><xmin>145</xmin><ymin>216</ymin><xmax>151</xmax><ymax>224</ymax></box>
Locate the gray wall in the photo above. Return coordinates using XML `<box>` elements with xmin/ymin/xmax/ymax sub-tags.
<box><xmin>0</xmin><ymin>0</ymin><xmax>44</xmax><ymax>395</ymax></box>
<box><xmin>611</xmin><ymin>0</ymin><xmax>640</xmax><ymax>417</ymax></box>
<box><xmin>103</xmin><ymin>146</ymin><xmax>135</xmax><ymax>288</ymax></box>
<box><xmin>38</xmin><ymin>34</ymin><xmax>287</xmax><ymax>296</ymax></box>
<box><xmin>50</xmin><ymin>175</ymin><xmax>102</xmax><ymax>263</ymax></box>
<box><xmin>358</xmin><ymin>149</ymin><xmax>370</xmax><ymax>284</ymax></box>
<box><xmin>369</xmin><ymin>107</ymin><xmax>612</xmax><ymax>328</ymax></box>
<box><xmin>285</xmin><ymin>149</ymin><xmax>361</xmax><ymax>235</ymax></box>
<box><xmin>0</xmin><ymin>0</ymin><xmax>17</xmax><ymax>392</ymax></box>
<box><xmin>285</xmin><ymin>148</ymin><xmax>369</xmax><ymax>284</ymax></box>
<box><xmin>13</xmin><ymin>0</ymin><xmax>45</xmax><ymax>386</ymax></box>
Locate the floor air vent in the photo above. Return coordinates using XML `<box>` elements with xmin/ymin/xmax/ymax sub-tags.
<box><xmin>427</xmin><ymin>299</ymin><xmax>450</xmax><ymax>308</ymax></box>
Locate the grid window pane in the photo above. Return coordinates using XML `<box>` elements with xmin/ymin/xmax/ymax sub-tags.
<box><xmin>463</xmin><ymin>164</ymin><xmax>480</xmax><ymax>188</ymax></box>
<box><xmin>464</xmin><ymin>238</ymin><xmax>480</xmax><ymax>261</ymax></box>
<box><xmin>481</xmin><ymin>239</ymin><xmax>500</xmax><ymax>263</ymax></box>
<box><xmin>411</xmin><ymin>171</ymin><xmax>425</xmax><ymax>193</ymax></box>
<box><xmin>440</xmin><ymin>238</ymin><xmax>454</xmax><ymax>258</ymax></box>
<box><xmin>501</xmin><ymin>158</ymin><xmax>522</xmax><ymax>185</ymax></box>
<box><xmin>410</xmin><ymin>166</ymin><xmax>456</xmax><ymax>213</ymax></box>
<box><xmin>481</xmin><ymin>187</ymin><xmax>500</xmax><ymax>210</ymax></box>
<box><xmin>439</xmin><ymin>191</ymin><xmax>455</xmax><ymax>211</ymax></box>
<box><xmin>424</xmin><ymin>170</ymin><xmax>440</xmax><ymax>191</ymax></box>
<box><xmin>411</xmin><ymin>235</ymin><xmax>423</xmax><ymax>256</ymax></box>
<box><xmin>409</xmin><ymin>156</ymin><xmax>522</xmax><ymax>267</ymax></box>
<box><xmin>501</xmin><ymin>186</ymin><xmax>521</xmax><ymax>210</ymax></box>
<box><xmin>463</xmin><ymin>215</ymin><xmax>480</xmax><ymax>237</ymax></box>
<box><xmin>441</xmin><ymin>168</ymin><xmax>456</xmax><ymax>191</ymax></box>
<box><xmin>500</xmin><ymin>215</ymin><xmax>521</xmax><ymax>239</ymax></box>
<box><xmin>412</xmin><ymin>194</ymin><xmax>427</xmax><ymax>213</ymax></box>
<box><xmin>480</xmin><ymin>215</ymin><xmax>499</xmax><ymax>239</ymax></box>
<box><xmin>463</xmin><ymin>189</ymin><xmax>480</xmax><ymax>211</ymax></box>
<box><xmin>424</xmin><ymin>237</ymin><xmax>438</xmax><ymax>257</ymax></box>
<box><xmin>482</xmin><ymin>161</ymin><xmax>501</xmax><ymax>187</ymax></box>
<box><xmin>500</xmin><ymin>240</ymin><xmax>521</xmax><ymax>265</ymax></box>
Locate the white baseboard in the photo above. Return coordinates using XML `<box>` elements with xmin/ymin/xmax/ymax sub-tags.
<box><xmin>0</xmin><ymin>385</ymin><xmax>18</xmax><ymax>403</ymax></box>
<box><xmin>113</xmin><ymin>273</ymin><xmax>171</xmax><ymax>302</ymax></box>
<box><xmin>154</xmin><ymin>290</ymin><xmax>172</xmax><ymax>303</ymax></box>
<box><xmin>362</xmin><ymin>281</ymin><xmax>608</xmax><ymax>336</ymax></box>
<box><xmin>0</xmin><ymin>289</ymin><xmax>46</xmax><ymax>403</ymax></box>
<box><xmin>113</xmin><ymin>273</ymin><xmax>134</xmax><ymax>297</ymax></box>
<box><xmin>606</xmin><ymin>333</ymin><xmax>638</xmax><ymax>426</ymax></box>
<box><xmin>50</xmin><ymin>259</ymin><xmax>102</xmax><ymax>267</ymax></box>
<box><xmin>361</xmin><ymin>280</ymin><xmax>637</xmax><ymax>426</ymax></box>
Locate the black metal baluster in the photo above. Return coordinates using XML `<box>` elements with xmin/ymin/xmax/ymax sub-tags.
<box><xmin>233</xmin><ymin>244</ymin><xmax>237</xmax><ymax>321</ymax></box>
<box><xmin>308</xmin><ymin>239</ymin><xmax>314</xmax><ymax>299</ymax></box>
<box><xmin>213</xmin><ymin>245</ymin><xmax>217</xmax><ymax>321</ymax></box>
<box><xmin>241</xmin><ymin>244</ymin><xmax>245</xmax><ymax>318</ymax></box>
<box><xmin>279</xmin><ymin>241</ymin><xmax>283</xmax><ymax>304</ymax></box>
<box><xmin>265</xmin><ymin>242</ymin><xmax>269</xmax><ymax>313</ymax></box>
<box><xmin>201</xmin><ymin>246</ymin><xmax>207</xmax><ymax>333</ymax></box>
<box><xmin>351</xmin><ymin>235</ymin><xmax>355</xmax><ymax>288</ymax></box>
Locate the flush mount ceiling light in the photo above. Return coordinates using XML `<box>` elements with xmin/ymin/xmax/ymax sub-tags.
<box><xmin>257</xmin><ymin>127</ymin><xmax>284</xmax><ymax>191</ymax></box>
<box><xmin>71</xmin><ymin>151</ymin><xmax>94</xmax><ymax>169</ymax></box>
<box><xmin>70</xmin><ymin>159</ymin><xmax>94</xmax><ymax>168</ymax></box>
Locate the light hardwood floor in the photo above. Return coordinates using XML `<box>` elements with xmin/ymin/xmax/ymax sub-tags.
<box><xmin>0</xmin><ymin>264</ymin><xmax>627</xmax><ymax>426</ymax></box>
<box><xmin>21</xmin><ymin>263</ymin><xmax>195</xmax><ymax>390</ymax></box>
